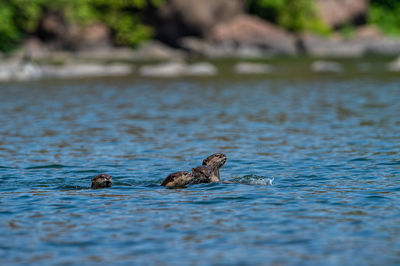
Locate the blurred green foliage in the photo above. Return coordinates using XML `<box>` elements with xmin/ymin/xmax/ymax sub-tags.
<box><xmin>0</xmin><ymin>0</ymin><xmax>45</xmax><ymax>52</ymax></box>
<box><xmin>369</xmin><ymin>0</ymin><xmax>400</xmax><ymax>36</ymax></box>
<box><xmin>246</xmin><ymin>0</ymin><xmax>330</xmax><ymax>34</ymax></box>
<box><xmin>0</xmin><ymin>0</ymin><xmax>163</xmax><ymax>52</ymax></box>
<box><xmin>2</xmin><ymin>0</ymin><xmax>400</xmax><ymax>53</ymax></box>
<box><xmin>0</xmin><ymin>3</ymin><xmax>19</xmax><ymax>52</ymax></box>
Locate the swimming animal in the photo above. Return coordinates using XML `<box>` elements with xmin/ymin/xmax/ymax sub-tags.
<box><xmin>202</xmin><ymin>153</ymin><xmax>227</xmax><ymax>182</ymax></box>
<box><xmin>161</xmin><ymin>171</ymin><xmax>193</xmax><ymax>187</ymax></box>
<box><xmin>161</xmin><ymin>153</ymin><xmax>227</xmax><ymax>187</ymax></box>
<box><xmin>91</xmin><ymin>174</ymin><xmax>113</xmax><ymax>188</ymax></box>
<box><xmin>191</xmin><ymin>165</ymin><xmax>212</xmax><ymax>184</ymax></box>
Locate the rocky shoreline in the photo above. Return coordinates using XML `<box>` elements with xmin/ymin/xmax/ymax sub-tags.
<box><xmin>2</xmin><ymin>35</ymin><xmax>400</xmax><ymax>82</ymax></box>
<box><xmin>2</xmin><ymin>52</ymin><xmax>400</xmax><ymax>83</ymax></box>
<box><xmin>2</xmin><ymin>0</ymin><xmax>400</xmax><ymax>82</ymax></box>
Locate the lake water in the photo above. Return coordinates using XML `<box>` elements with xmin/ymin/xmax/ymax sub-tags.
<box><xmin>1</xmin><ymin>61</ymin><xmax>400</xmax><ymax>265</ymax></box>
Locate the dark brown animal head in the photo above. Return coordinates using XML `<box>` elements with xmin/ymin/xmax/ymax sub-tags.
<box><xmin>192</xmin><ymin>165</ymin><xmax>212</xmax><ymax>180</ymax></box>
<box><xmin>91</xmin><ymin>174</ymin><xmax>112</xmax><ymax>188</ymax></box>
<box><xmin>161</xmin><ymin>171</ymin><xmax>193</xmax><ymax>187</ymax></box>
<box><xmin>202</xmin><ymin>153</ymin><xmax>227</xmax><ymax>170</ymax></box>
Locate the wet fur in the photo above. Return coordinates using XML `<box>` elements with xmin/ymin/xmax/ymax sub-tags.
<box><xmin>161</xmin><ymin>171</ymin><xmax>193</xmax><ymax>187</ymax></box>
<box><xmin>91</xmin><ymin>174</ymin><xmax>112</xmax><ymax>188</ymax></box>
<box><xmin>161</xmin><ymin>153</ymin><xmax>227</xmax><ymax>187</ymax></box>
<box><xmin>202</xmin><ymin>153</ymin><xmax>227</xmax><ymax>182</ymax></box>
<box><xmin>191</xmin><ymin>165</ymin><xmax>212</xmax><ymax>184</ymax></box>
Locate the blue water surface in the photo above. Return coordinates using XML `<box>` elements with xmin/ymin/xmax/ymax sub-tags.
<box><xmin>0</xmin><ymin>68</ymin><xmax>400</xmax><ymax>265</ymax></box>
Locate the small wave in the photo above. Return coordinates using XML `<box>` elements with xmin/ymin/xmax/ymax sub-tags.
<box><xmin>229</xmin><ymin>175</ymin><xmax>274</xmax><ymax>186</ymax></box>
<box><xmin>66</xmin><ymin>169</ymin><xmax>100</xmax><ymax>174</ymax></box>
<box><xmin>349</xmin><ymin>158</ymin><xmax>369</xmax><ymax>162</ymax></box>
<box><xmin>377</xmin><ymin>161</ymin><xmax>400</xmax><ymax>165</ymax></box>
<box><xmin>57</xmin><ymin>185</ymin><xmax>89</xmax><ymax>190</ymax></box>
<box><xmin>25</xmin><ymin>164</ymin><xmax>73</xmax><ymax>169</ymax></box>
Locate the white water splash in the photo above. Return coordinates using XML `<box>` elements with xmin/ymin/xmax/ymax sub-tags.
<box><xmin>230</xmin><ymin>175</ymin><xmax>274</xmax><ymax>186</ymax></box>
<box><xmin>248</xmin><ymin>177</ymin><xmax>274</xmax><ymax>186</ymax></box>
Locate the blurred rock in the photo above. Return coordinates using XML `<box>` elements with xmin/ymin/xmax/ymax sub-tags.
<box><xmin>314</xmin><ymin>0</ymin><xmax>368</xmax><ymax>27</ymax></box>
<box><xmin>387</xmin><ymin>56</ymin><xmax>400</xmax><ymax>72</ymax></box>
<box><xmin>234</xmin><ymin>45</ymin><xmax>267</xmax><ymax>58</ymax></box>
<box><xmin>351</xmin><ymin>26</ymin><xmax>400</xmax><ymax>55</ymax></box>
<box><xmin>354</xmin><ymin>25</ymin><xmax>383</xmax><ymax>40</ymax></box>
<box><xmin>311</xmin><ymin>61</ymin><xmax>343</xmax><ymax>73</ymax></box>
<box><xmin>24</xmin><ymin>38</ymin><xmax>50</xmax><ymax>60</ymax></box>
<box><xmin>75</xmin><ymin>48</ymin><xmax>138</xmax><ymax>61</ymax></box>
<box><xmin>139</xmin><ymin>61</ymin><xmax>218</xmax><ymax>77</ymax></box>
<box><xmin>180</xmin><ymin>37</ymin><xmax>266</xmax><ymax>58</ymax></box>
<box><xmin>0</xmin><ymin>57</ymin><xmax>133</xmax><ymax>82</ymax></box>
<box><xmin>0</xmin><ymin>59</ymin><xmax>42</xmax><ymax>82</ymax></box>
<box><xmin>365</xmin><ymin>38</ymin><xmax>400</xmax><ymax>55</ymax></box>
<box><xmin>186</xmin><ymin>62</ymin><xmax>217</xmax><ymax>76</ymax></box>
<box><xmin>75</xmin><ymin>41</ymin><xmax>185</xmax><ymax>61</ymax></box>
<box><xmin>80</xmin><ymin>23</ymin><xmax>112</xmax><ymax>50</ymax></box>
<box><xmin>41</xmin><ymin>64</ymin><xmax>133</xmax><ymax>78</ymax></box>
<box><xmin>36</xmin><ymin>11</ymin><xmax>112</xmax><ymax>51</ymax></box>
<box><xmin>234</xmin><ymin>62</ymin><xmax>272</xmax><ymax>74</ymax></box>
<box><xmin>140</xmin><ymin>62</ymin><xmax>186</xmax><ymax>77</ymax></box>
<box><xmin>209</xmin><ymin>15</ymin><xmax>297</xmax><ymax>55</ymax></box>
<box><xmin>299</xmin><ymin>34</ymin><xmax>364</xmax><ymax>57</ymax></box>
<box><xmin>22</xmin><ymin>41</ymin><xmax>185</xmax><ymax>63</ymax></box>
<box><xmin>152</xmin><ymin>0</ymin><xmax>244</xmax><ymax>45</ymax></box>
<box><xmin>135</xmin><ymin>41</ymin><xmax>186</xmax><ymax>60</ymax></box>
<box><xmin>300</xmin><ymin>30</ymin><xmax>400</xmax><ymax>57</ymax></box>
<box><xmin>179</xmin><ymin>37</ymin><xmax>234</xmax><ymax>57</ymax></box>
<box><xmin>180</xmin><ymin>37</ymin><xmax>214</xmax><ymax>55</ymax></box>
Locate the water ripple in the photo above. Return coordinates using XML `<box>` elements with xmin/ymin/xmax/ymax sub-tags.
<box><xmin>0</xmin><ymin>75</ymin><xmax>399</xmax><ymax>265</ymax></box>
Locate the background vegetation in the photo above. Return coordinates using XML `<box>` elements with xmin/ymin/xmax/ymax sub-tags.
<box><xmin>369</xmin><ymin>0</ymin><xmax>400</xmax><ymax>36</ymax></box>
<box><xmin>246</xmin><ymin>0</ymin><xmax>330</xmax><ymax>34</ymax></box>
<box><xmin>1</xmin><ymin>0</ymin><xmax>400</xmax><ymax>53</ymax></box>
<box><xmin>0</xmin><ymin>0</ymin><xmax>162</xmax><ymax>52</ymax></box>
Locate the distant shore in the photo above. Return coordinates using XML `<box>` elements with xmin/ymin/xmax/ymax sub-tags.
<box><xmin>1</xmin><ymin>44</ymin><xmax>400</xmax><ymax>83</ymax></box>
<box><xmin>2</xmin><ymin>0</ymin><xmax>400</xmax><ymax>82</ymax></box>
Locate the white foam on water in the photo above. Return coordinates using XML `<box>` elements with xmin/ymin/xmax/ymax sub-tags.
<box><xmin>230</xmin><ymin>175</ymin><xmax>274</xmax><ymax>186</ymax></box>
<box><xmin>248</xmin><ymin>177</ymin><xmax>274</xmax><ymax>186</ymax></box>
